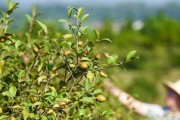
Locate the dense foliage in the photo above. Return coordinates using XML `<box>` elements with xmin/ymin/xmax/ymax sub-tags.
<box><xmin>0</xmin><ymin>1</ymin><xmax>138</xmax><ymax>119</ymax></box>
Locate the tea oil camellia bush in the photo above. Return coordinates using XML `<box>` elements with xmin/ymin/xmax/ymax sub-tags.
<box><xmin>0</xmin><ymin>0</ymin><xmax>138</xmax><ymax>119</ymax></box>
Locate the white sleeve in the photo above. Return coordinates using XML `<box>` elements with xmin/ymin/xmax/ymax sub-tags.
<box><xmin>142</xmin><ymin>103</ymin><xmax>165</xmax><ymax>117</ymax></box>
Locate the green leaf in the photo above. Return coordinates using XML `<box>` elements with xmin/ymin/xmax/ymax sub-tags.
<box><xmin>97</xmin><ymin>38</ymin><xmax>112</xmax><ymax>43</ymax></box>
<box><xmin>107</xmin><ymin>54</ymin><xmax>118</xmax><ymax>66</ymax></box>
<box><xmin>8</xmin><ymin>0</ymin><xmax>18</xmax><ymax>11</ymax></box>
<box><xmin>84</xmin><ymin>78</ymin><xmax>91</xmax><ymax>90</ymax></box>
<box><xmin>49</xmin><ymin>86</ymin><xmax>57</xmax><ymax>97</ymax></box>
<box><xmin>22</xmin><ymin>109</ymin><xmax>29</xmax><ymax>120</ymax></box>
<box><xmin>77</xmin><ymin>7</ymin><xmax>84</xmax><ymax>17</ymax></box>
<box><xmin>93</xmin><ymin>89</ymin><xmax>103</xmax><ymax>95</ymax></box>
<box><xmin>0</xmin><ymin>60</ymin><xmax>4</xmax><ymax>75</ymax></box>
<box><xmin>9</xmin><ymin>86</ymin><xmax>17</xmax><ymax>97</ymax></box>
<box><xmin>0</xmin><ymin>11</ymin><xmax>7</xmax><ymax>18</ymax></box>
<box><xmin>87</xmin><ymin>71</ymin><xmax>94</xmax><ymax>82</ymax></box>
<box><xmin>80</xmin><ymin>97</ymin><xmax>94</xmax><ymax>104</ymax></box>
<box><xmin>36</xmin><ymin>20</ymin><xmax>48</xmax><ymax>35</ymax></box>
<box><xmin>0</xmin><ymin>115</ymin><xmax>9</xmax><ymax>120</ymax></box>
<box><xmin>126</xmin><ymin>50</ymin><xmax>138</xmax><ymax>62</ymax></box>
<box><xmin>7</xmin><ymin>19</ymin><xmax>15</xmax><ymax>25</ymax></box>
<box><xmin>25</xmin><ymin>14</ymin><xmax>32</xmax><ymax>23</ymax></box>
<box><xmin>81</xmin><ymin>14</ymin><xmax>89</xmax><ymax>22</ymax></box>
<box><xmin>32</xmin><ymin>5</ymin><xmax>37</xmax><ymax>16</ymax></box>
<box><xmin>73</xmin><ymin>14</ymin><xmax>79</xmax><ymax>20</ymax></box>
<box><xmin>41</xmin><ymin>116</ymin><xmax>48</xmax><ymax>120</ymax></box>
<box><xmin>58</xmin><ymin>19</ymin><xmax>68</xmax><ymax>24</ymax></box>
<box><xmin>81</xmin><ymin>26</ymin><xmax>90</xmax><ymax>33</ymax></box>
<box><xmin>68</xmin><ymin>7</ymin><xmax>73</xmax><ymax>18</ymax></box>
<box><xmin>94</xmin><ymin>30</ymin><xmax>100</xmax><ymax>39</ymax></box>
<box><xmin>15</xmin><ymin>40</ymin><xmax>21</xmax><ymax>49</ymax></box>
<box><xmin>79</xmin><ymin>109</ymin><xmax>86</xmax><ymax>116</ymax></box>
<box><xmin>2</xmin><ymin>91</ymin><xmax>13</xmax><ymax>98</ymax></box>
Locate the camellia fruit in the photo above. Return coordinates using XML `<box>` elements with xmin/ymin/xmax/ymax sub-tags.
<box><xmin>47</xmin><ymin>109</ymin><xmax>54</xmax><ymax>115</ymax></box>
<box><xmin>95</xmin><ymin>54</ymin><xmax>101</xmax><ymax>60</ymax></box>
<box><xmin>33</xmin><ymin>47</ymin><xmax>39</xmax><ymax>53</ymax></box>
<box><xmin>30</xmin><ymin>97</ymin><xmax>38</xmax><ymax>103</ymax></box>
<box><xmin>78</xmin><ymin>41</ymin><xmax>83</xmax><ymax>46</ymax></box>
<box><xmin>10</xmin><ymin>117</ymin><xmax>16</xmax><ymax>120</ymax></box>
<box><xmin>79</xmin><ymin>62</ymin><xmax>88</xmax><ymax>69</ymax></box>
<box><xmin>64</xmin><ymin>50</ymin><xmax>71</xmax><ymax>56</ymax></box>
<box><xmin>0</xmin><ymin>107</ymin><xmax>3</xmax><ymax>114</ymax></box>
<box><xmin>96</xmin><ymin>95</ymin><xmax>106</xmax><ymax>102</ymax></box>
<box><xmin>99</xmin><ymin>71</ymin><xmax>107</xmax><ymax>78</ymax></box>
<box><xmin>58</xmin><ymin>101</ymin><xmax>67</xmax><ymax>108</ymax></box>
<box><xmin>103</xmin><ymin>52</ymin><xmax>109</xmax><ymax>58</ymax></box>
<box><xmin>23</xmin><ymin>56</ymin><xmax>29</xmax><ymax>65</ymax></box>
<box><xmin>63</xmin><ymin>34</ymin><xmax>74</xmax><ymax>40</ymax></box>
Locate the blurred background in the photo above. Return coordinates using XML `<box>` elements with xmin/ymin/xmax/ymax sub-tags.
<box><xmin>1</xmin><ymin>0</ymin><xmax>180</xmax><ymax>119</ymax></box>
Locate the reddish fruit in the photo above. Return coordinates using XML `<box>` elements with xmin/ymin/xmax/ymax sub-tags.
<box><xmin>23</xmin><ymin>56</ymin><xmax>29</xmax><ymax>65</ymax></box>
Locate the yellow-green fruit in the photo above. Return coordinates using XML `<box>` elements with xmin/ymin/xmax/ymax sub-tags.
<box><xmin>0</xmin><ymin>38</ymin><xmax>5</xmax><ymax>42</ymax></box>
<box><xmin>103</xmin><ymin>52</ymin><xmax>109</xmax><ymax>58</ymax></box>
<box><xmin>39</xmin><ymin>109</ymin><xmax>45</xmax><ymax>114</ymax></box>
<box><xmin>96</xmin><ymin>95</ymin><xmax>106</xmax><ymax>102</ymax></box>
<box><xmin>0</xmin><ymin>107</ymin><xmax>3</xmax><ymax>114</ymax></box>
<box><xmin>47</xmin><ymin>109</ymin><xmax>54</xmax><ymax>115</ymax></box>
<box><xmin>64</xmin><ymin>50</ymin><xmax>71</xmax><ymax>56</ymax></box>
<box><xmin>7</xmin><ymin>35</ymin><xmax>12</xmax><ymax>39</ymax></box>
<box><xmin>58</xmin><ymin>101</ymin><xmax>67</xmax><ymax>108</ymax></box>
<box><xmin>63</xmin><ymin>34</ymin><xmax>73</xmax><ymax>40</ymax></box>
<box><xmin>99</xmin><ymin>71</ymin><xmax>107</xmax><ymax>78</ymax></box>
<box><xmin>10</xmin><ymin>117</ymin><xmax>16</xmax><ymax>120</ymax></box>
<box><xmin>33</xmin><ymin>47</ymin><xmax>39</xmax><ymax>53</ymax></box>
<box><xmin>95</xmin><ymin>54</ymin><xmax>101</xmax><ymax>60</ymax></box>
<box><xmin>79</xmin><ymin>62</ymin><xmax>88</xmax><ymax>69</ymax></box>
<box><xmin>20</xmin><ymin>51</ymin><xmax>25</xmax><ymax>57</ymax></box>
<box><xmin>30</xmin><ymin>97</ymin><xmax>38</xmax><ymax>103</ymax></box>
<box><xmin>78</xmin><ymin>41</ymin><xmax>83</xmax><ymax>46</ymax></box>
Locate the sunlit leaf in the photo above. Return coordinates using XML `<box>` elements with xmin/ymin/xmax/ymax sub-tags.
<box><xmin>9</xmin><ymin>86</ymin><xmax>17</xmax><ymax>97</ymax></box>
<box><xmin>126</xmin><ymin>50</ymin><xmax>139</xmax><ymax>62</ymax></box>
<box><xmin>36</xmin><ymin>20</ymin><xmax>48</xmax><ymax>35</ymax></box>
<box><xmin>77</xmin><ymin>7</ymin><xmax>84</xmax><ymax>17</ymax></box>
<box><xmin>94</xmin><ymin>30</ymin><xmax>100</xmax><ymax>39</ymax></box>
<box><xmin>107</xmin><ymin>54</ymin><xmax>118</xmax><ymax>65</ymax></box>
<box><xmin>81</xmin><ymin>14</ymin><xmax>89</xmax><ymax>22</ymax></box>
